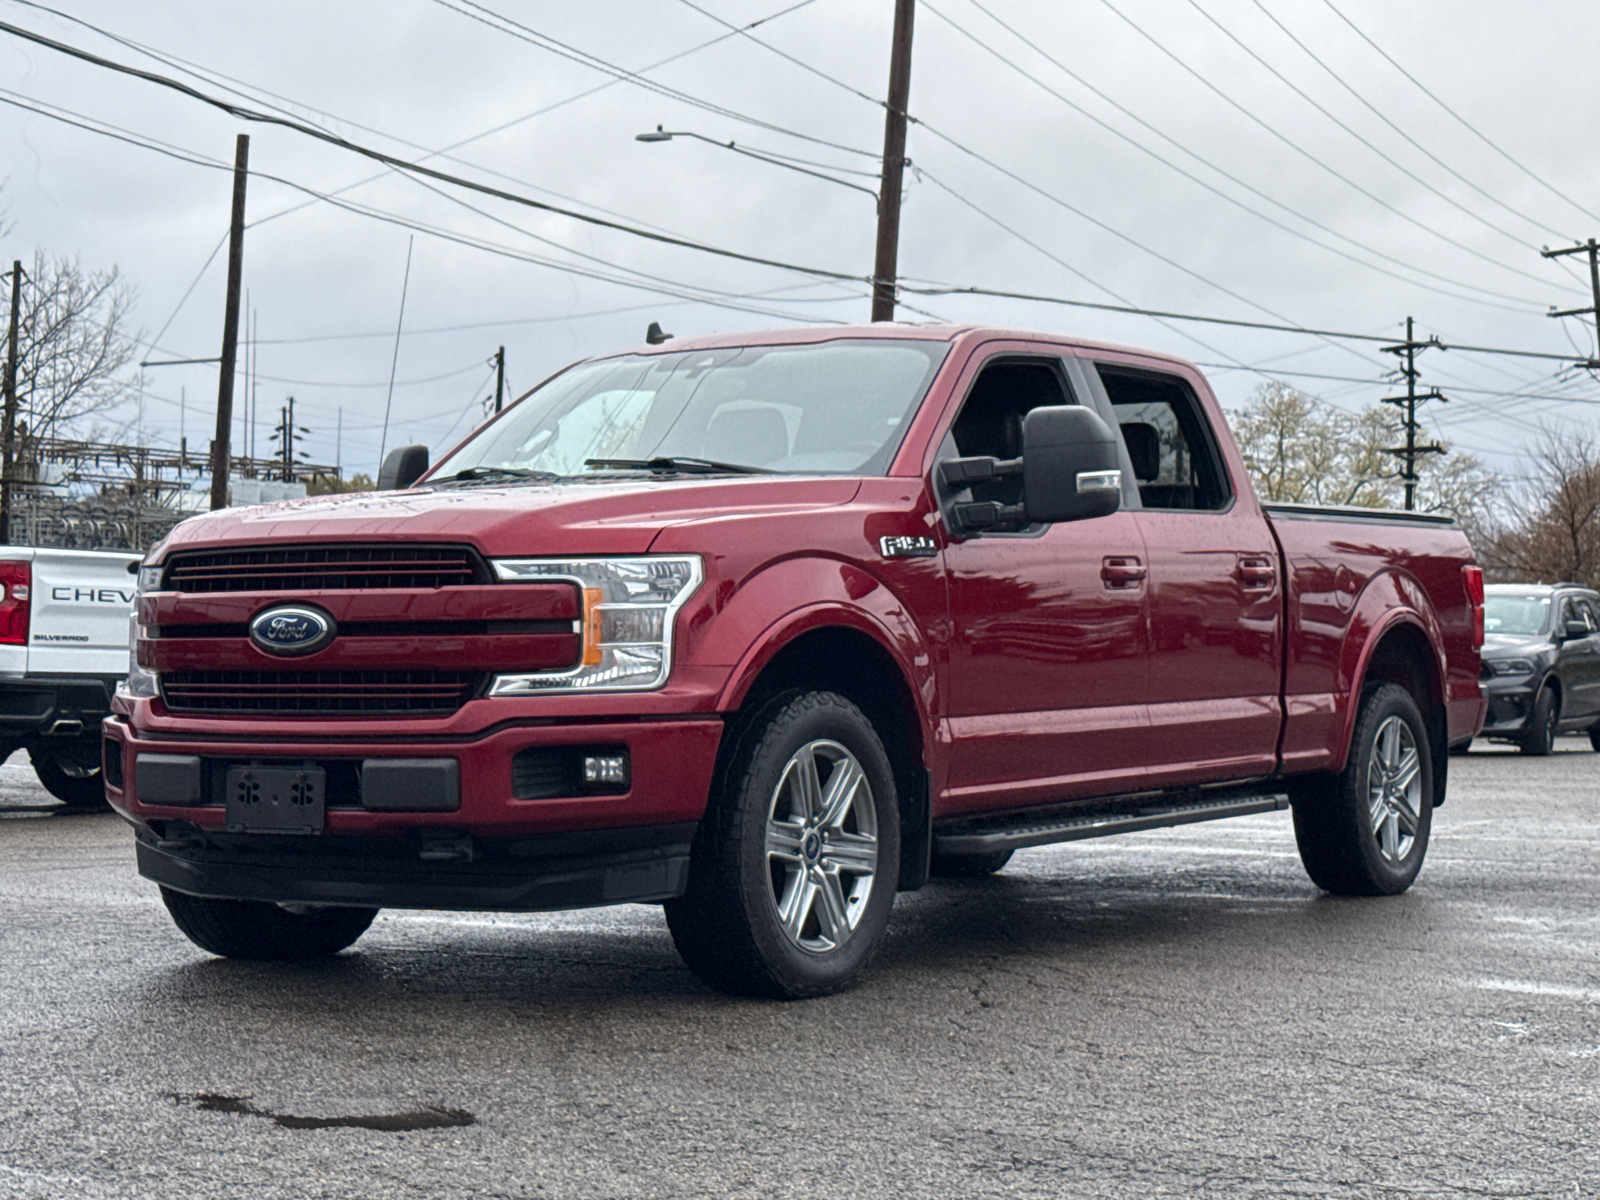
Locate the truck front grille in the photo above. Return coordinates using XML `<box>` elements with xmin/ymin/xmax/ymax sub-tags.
<box><xmin>161</xmin><ymin>669</ymin><xmax>485</xmax><ymax>716</ymax></box>
<box><xmin>164</xmin><ymin>545</ymin><xmax>485</xmax><ymax>593</ymax></box>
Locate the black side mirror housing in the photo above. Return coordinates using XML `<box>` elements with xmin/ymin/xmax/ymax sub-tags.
<box><xmin>940</xmin><ymin>405</ymin><xmax>1123</xmax><ymax>532</ymax></box>
<box><xmin>378</xmin><ymin>444</ymin><xmax>430</xmax><ymax>490</ymax></box>
<box><xmin>1018</xmin><ymin>405</ymin><xmax>1123</xmax><ymax>524</ymax></box>
<box><xmin>1563</xmin><ymin>618</ymin><xmax>1590</xmax><ymax>640</ymax></box>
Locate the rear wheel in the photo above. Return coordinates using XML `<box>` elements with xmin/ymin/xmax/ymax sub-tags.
<box><xmin>1520</xmin><ymin>687</ymin><xmax>1558</xmax><ymax>756</ymax></box>
<box><xmin>930</xmin><ymin>847</ymin><xmax>1014</xmax><ymax>877</ymax></box>
<box><xmin>1292</xmin><ymin>683</ymin><xmax>1433</xmax><ymax>897</ymax></box>
<box><xmin>30</xmin><ymin>742</ymin><xmax>107</xmax><ymax>809</ymax></box>
<box><xmin>160</xmin><ymin>888</ymin><xmax>377</xmax><ymax>960</ymax></box>
<box><xmin>665</xmin><ymin>691</ymin><xmax>899</xmax><ymax>999</ymax></box>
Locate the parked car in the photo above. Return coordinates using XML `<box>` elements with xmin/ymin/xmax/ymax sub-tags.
<box><xmin>107</xmin><ymin>324</ymin><xmax>1485</xmax><ymax>998</ymax></box>
<box><xmin>1475</xmin><ymin>582</ymin><xmax>1600</xmax><ymax>754</ymax></box>
<box><xmin>0</xmin><ymin>547</ymin><xmax>140</xmax><ymax>805</ymax></box>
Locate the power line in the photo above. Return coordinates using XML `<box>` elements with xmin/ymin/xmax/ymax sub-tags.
<box><xmin>927</xmin><ymin>0</ymin><xmax>1548</xmax><ymax>313</ymax></box>
<box><xmin>1089</xmin><ymin>0</ymin><xmax>1570</xmax><ymax>293</ymax></box>
<box><xmin>0</xmin><ymin>86</ymin><xmax>874</xmax><ymax>330</ymax></box>
<box><xmin>0</xmin><ymin>18</ymin><xmax>870</xmax><ymax>286</ymax></box>
<box><xmin>429</xmin><ymin>0</ymin><xmax>879</xmax><ymax>161</ymax></box>
<box><xmin>1318</xmin><ymin>0</ymin><xmax>1600</xmax><ymax>229</ymax></box>
<box><xmin>1184</xmin><ymin>0</ymin><xmax>1562</xmax><ymax>264</ymax></box>
<box><xmin>1238</xmin><ymin>0</ymin><xmax>1576</xmax><ymax>245</ymax></box>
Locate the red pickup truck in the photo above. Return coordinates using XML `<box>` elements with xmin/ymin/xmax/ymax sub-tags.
<box><xmin>107</xmin><ymin>324</ymin><xmax>1486</xmax><ymax>998</ymax></box>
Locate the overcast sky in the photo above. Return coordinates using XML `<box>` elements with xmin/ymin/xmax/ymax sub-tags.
<box><xmin>2</xmin><ymin>0</ymin><xmax>1599</xmax><ymax>482</ymax></box>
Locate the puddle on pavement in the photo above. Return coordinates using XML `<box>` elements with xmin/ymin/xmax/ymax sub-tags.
<box><xmin>178</xmin><ymin>1093</ymin><xmax>476</xmax><ymax>1132</ymax></box>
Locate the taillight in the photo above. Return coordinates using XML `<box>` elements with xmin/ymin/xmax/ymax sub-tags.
<box><xmin>1462</xmin><ymin>564</ymin><xmax>1485</xmax><ymax>651</ymax></box>
<box><xmin>0</xmin><ymin>560</ymin><xmax>30</xmax><ymax>646</ymax></box>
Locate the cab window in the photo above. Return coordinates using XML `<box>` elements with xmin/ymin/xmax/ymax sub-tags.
<box><xmin>1097</xmin><ymin>366</ymin><xmax>1231</xmax><ymax>511</ymax></box>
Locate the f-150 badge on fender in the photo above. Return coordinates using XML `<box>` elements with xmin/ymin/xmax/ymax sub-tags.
<box><xmin>879</xmin><ymin>535</ymin><xmax>938</xmax><ymax>559</ymax></box>
<box><xmin>248</xmin><ymin>605</ymin><xmax>337</xmax><ymax>656</ymax></box>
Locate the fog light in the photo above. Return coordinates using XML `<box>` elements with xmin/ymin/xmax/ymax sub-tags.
<box><xmin>583</xmin><ymin>754</ymin><xmax>628</xmax><ymax>788</ymax></box>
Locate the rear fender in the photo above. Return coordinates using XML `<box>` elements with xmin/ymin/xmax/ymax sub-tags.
<box><xmin>1331</xmin><ymin>568</ymin><xmax>1447</xmax><ymax>774</ymax></box>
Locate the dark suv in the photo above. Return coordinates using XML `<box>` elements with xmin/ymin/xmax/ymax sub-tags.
<box><xmin>1476</xmin><ymin>583</ymin><xmax>1600</xmax><ymax>754</ymax></box>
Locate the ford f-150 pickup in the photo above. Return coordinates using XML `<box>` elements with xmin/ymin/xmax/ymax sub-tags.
<box><xmin>107</xmin><ymin>324</ymin><xmax>1486</xmax><ymax>998</ymax></box>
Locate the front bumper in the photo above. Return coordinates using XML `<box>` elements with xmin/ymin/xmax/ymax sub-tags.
<box><xmin>1479</xmin><ymin>680</ymin><xmax>1535</xmax><ymax>737</ymax></box>
<box><xmin>135</xmin><ymin>821</ymin><xmax>697</xmax><ymax>911</ymax></box>
<box><xmin>104</xmin><ymin>713</ymin><xmax>723</xmax><ymax>911</ymax></box>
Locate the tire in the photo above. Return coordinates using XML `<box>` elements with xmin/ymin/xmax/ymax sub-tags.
<box><xmin>1589</xmin><ymin>725</ymin><xmax>1600</xmax><ymax>753</ymax></box>
<box><xmin>930</xmin><ymin>847</ymin><xmax>1014</xmax><ymax>877</ymax></box>
<box><xmin>1292</xmin><ymin>683</ymin><xmax>1433</xmax><ymax>897</ymax></box>
<box><xmin>160</xmin><ymin>887</ymin><xmax>377</xmax><ymax>960</ymax></box>
<box><xmin>665</xmin><ymin>690</ymin><xmax>900</xmax><ymax>999</ymax></box>
<box><xmin>30</xmin><ymin>745</ymin><xmax>108</xmax><ymax>809</ymax></box>
<box><xmin>1520</xmin><ymin>687</ymin><xmax>1558</xmax><ymax>756</ymax></box>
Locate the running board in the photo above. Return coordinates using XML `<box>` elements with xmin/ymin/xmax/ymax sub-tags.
<box><xmin>933</xmin><ymin>792</ymin><xmax>1290</xmax><ymax>856</ymax></box>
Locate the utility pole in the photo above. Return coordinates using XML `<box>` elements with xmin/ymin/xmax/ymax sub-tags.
<box><xmin>1542</xmin><ymin>238</ymin><xmax>1600</xmax><ymax>368</ymax></box>
<box><xmin>871</xmin><ymin>0</ymin><xmax>915</xmax><ymax>322</ymax></box>
<box><xmin>210</xmin><ymin>133</ymin><xmax>250</xmax><ymax>510</ymax></box>
<box><xmin>1379</xmin><ymin>316</ymin><xmax>1448</xmax><ymax>511</ymax></box>
<box><xmin>1</xmin><ymin>259</ymin><xmax>23</xmax><ymax>543</ymax></box>
<box><xmin>494</xmin><ymin>346</ymin><xmax>506</xmax><ymax>412</ymax></box>
<box><xmin>271</xmin><ymin>395</ymin><xmax>308</xmax><ymax>482</ymax></box>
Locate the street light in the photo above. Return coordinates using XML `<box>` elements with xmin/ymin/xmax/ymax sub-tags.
<box><xmin>634</xmin><ymin>126</ymin><xmax>881</xmax><ymax>205</ymax></box>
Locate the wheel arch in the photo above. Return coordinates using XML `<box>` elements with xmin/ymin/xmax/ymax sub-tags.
<box><xmin>1343</xmin><ymin>614</ymin><xmax>1449</xmax><ymax>807</ymax></box>
<box><xmin>718</xmin><ymin>611</ymin><xmax>934</xmax><ymax>891</ymax></box>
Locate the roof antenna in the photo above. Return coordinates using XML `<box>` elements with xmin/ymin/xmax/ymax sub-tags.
<box><xmin>645</xmin><ymin>321</ymin><xmax>673</xmax><ymax>345</ymax></box>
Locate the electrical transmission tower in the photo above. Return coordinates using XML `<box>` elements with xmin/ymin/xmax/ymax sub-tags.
<box><xmin>269</xmin><ymin>396</ymin><xmax>310</xmax><ymax>482</ymax></box>
<box><xmin>1379</xmin><ymin>316</ymin><xmax>1447</xmax><ymax>511</ymax></box>
<box><xmin>1542</xmin><ymin>238</ymin><xmax>1600</xmax><ymax>368</ymax></box>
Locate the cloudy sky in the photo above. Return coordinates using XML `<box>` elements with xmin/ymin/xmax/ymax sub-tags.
<box><xmin>2</xmin><ymin>0</ymin><xmax>1598</xmax><ymax>482</ymax></box>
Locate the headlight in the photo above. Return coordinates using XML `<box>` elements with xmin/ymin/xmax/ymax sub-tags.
<box><xmin>1487</xmin><ymin>657</ymin><xmax>1536</xmax><ymax>676</ymax></box>
<box><xmin>116</xmin><ymin>562</ymin><xmax>162</xmax><ymax>701</ymax></box>
<box><xmin>487</xmin><ymin>556</ymin><xmax>703</xmax><ymax>694</ymax></box>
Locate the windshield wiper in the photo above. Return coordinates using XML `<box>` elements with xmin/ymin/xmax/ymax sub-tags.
<box><xmin>584</xmin><ymin>456</ymin><xmax>774</xmax><ymax>476</ymax></box>
<box><xmin>441</xmin><ymin>466</ymin><xmax>559</xmax><ymax>484</ymax></box>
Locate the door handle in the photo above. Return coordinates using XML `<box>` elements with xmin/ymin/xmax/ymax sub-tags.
<box><xmin>1101</xmin><ymin>556</ymin><xmax>1146</xmax><ymax>589</ymax></box>
<box><xmin>1237</xmin><ymin>555</ymin><xmax>1276</xmax><ymax>591</ymax></box>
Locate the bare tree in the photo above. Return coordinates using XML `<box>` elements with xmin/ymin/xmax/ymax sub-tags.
<box><xmin>1230</xmin><ymin>380</ymin><xmax>1499</xmax><ymax>528</ymax></box>
<box><xmin>7</xmin><ymin>250</ymin><xmax>138</xmax><ymax>444</ymax></box>
<box><xmin>1478</xmin><ymin>425</ymin><xmax>1600</xmax><ymax>587</ymax></box>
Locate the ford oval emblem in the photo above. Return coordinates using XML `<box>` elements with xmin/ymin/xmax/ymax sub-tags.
<box><xmin>248</xmin><ymin>605</ymin><xmax>336</xmax><ymax>656</ymax></box>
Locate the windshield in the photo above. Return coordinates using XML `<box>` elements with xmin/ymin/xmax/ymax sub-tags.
<box><xmin>1484</xmin><ymin>593</ymin><xmax>1551</xmax><ymax>637</ymax></box>
<box><xmin>432</xmin><ymin>340</ymin><xmax>948</xmax><ymax>479</ymax></box>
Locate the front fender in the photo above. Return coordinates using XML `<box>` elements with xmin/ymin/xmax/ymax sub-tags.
<box><xmin>703</xmin><ymin>556</ymin><xmax>939</xmax><ymax>725</ymax></box>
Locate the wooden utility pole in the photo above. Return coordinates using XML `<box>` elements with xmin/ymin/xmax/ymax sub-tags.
<box><xmin>871</xmin><ymin>0</ymin><xmax>915</xmax><ymax>322</ymax></box>
<box><xmin>1</xmin><ymin>259</ymin><xmax>22</xmax><ymax>542</ymax></box>
<box><xmin>1542</xmin><ymin>238</ymin><xmax>1600</xmax><ymax>368</ymax></box>
<box><xmin>1379</xmin><ymin>316</ymin><xmax>1447</xmax><ymax>511</ymax></box>
<box><xmin>209</xmin><ymin>133</ymin><xmax>250</xmax><ymax>510</ymax></box>
<box><xmin>494</xmin><ymin>346</ymin><xmax>506</xmax><ymax>412</ymax></box>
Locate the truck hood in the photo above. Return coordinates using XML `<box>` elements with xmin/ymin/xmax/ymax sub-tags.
<box><xmin>155</xmin><ymin>476</ymin><xmax>862</xmax><ymax>560</ymax></box>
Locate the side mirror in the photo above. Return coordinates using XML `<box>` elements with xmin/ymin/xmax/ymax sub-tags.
<box><xmin>378</xmin><ymin>444</ymin><xmax>430</xmax><ymax>490</ymax></box>
<box><xmin>940</xmin><ymin>405</ymin><xmax>1122</xmax><ymax>531</ymax></box>
<box><xmin>1019</xmin><ymin>405</ymin><xmax>1122</xmax><ymax>524</ymax></box>
<box><xmin>1563</xmin><ymin>618</ymin><xmax>1590</xmax><ymax>640</ymax></box>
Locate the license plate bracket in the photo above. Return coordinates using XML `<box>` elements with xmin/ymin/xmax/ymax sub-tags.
<box><xmin>225</xmin><ymin>764</ymin><xmax>326</xmax><ymax>834</ymax></box>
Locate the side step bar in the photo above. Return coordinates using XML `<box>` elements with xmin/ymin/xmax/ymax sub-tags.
<box><xmin>933</xmin><ymin>792</ymin><xmax>1290</xmax><ymax>856</ymax></box>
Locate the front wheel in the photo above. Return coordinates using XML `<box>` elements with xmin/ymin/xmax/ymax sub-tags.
<box><xmin>160</xmin><ymin>888</ymin><xmax>377</xmax><ymax>960</ymax></box>
<box><xmin>665</xmin><ymin>691</ymin><xmax>900</xmax><ymax>999</ymax></box>
<box><xmin>1520</xmin><ymin>687</ymin><xmax>1558</xmax><ymax>756</ymax></box>
<box><xmin>1292</xmin><ymin>683</ymin><xmax>1433</xmax><ymax>896</ymax></box>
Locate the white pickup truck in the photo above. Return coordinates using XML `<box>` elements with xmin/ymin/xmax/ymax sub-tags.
<box><xmin>0</xmin><ymin>547</ymin><xmax>139</xmax><ymax>806</ymax></box>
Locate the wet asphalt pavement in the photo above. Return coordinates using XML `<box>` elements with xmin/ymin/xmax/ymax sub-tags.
<box><xmin>2</xmin><ymin>741</ymin><xmax>1597</xmax><ymax>1199</ymax></box>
